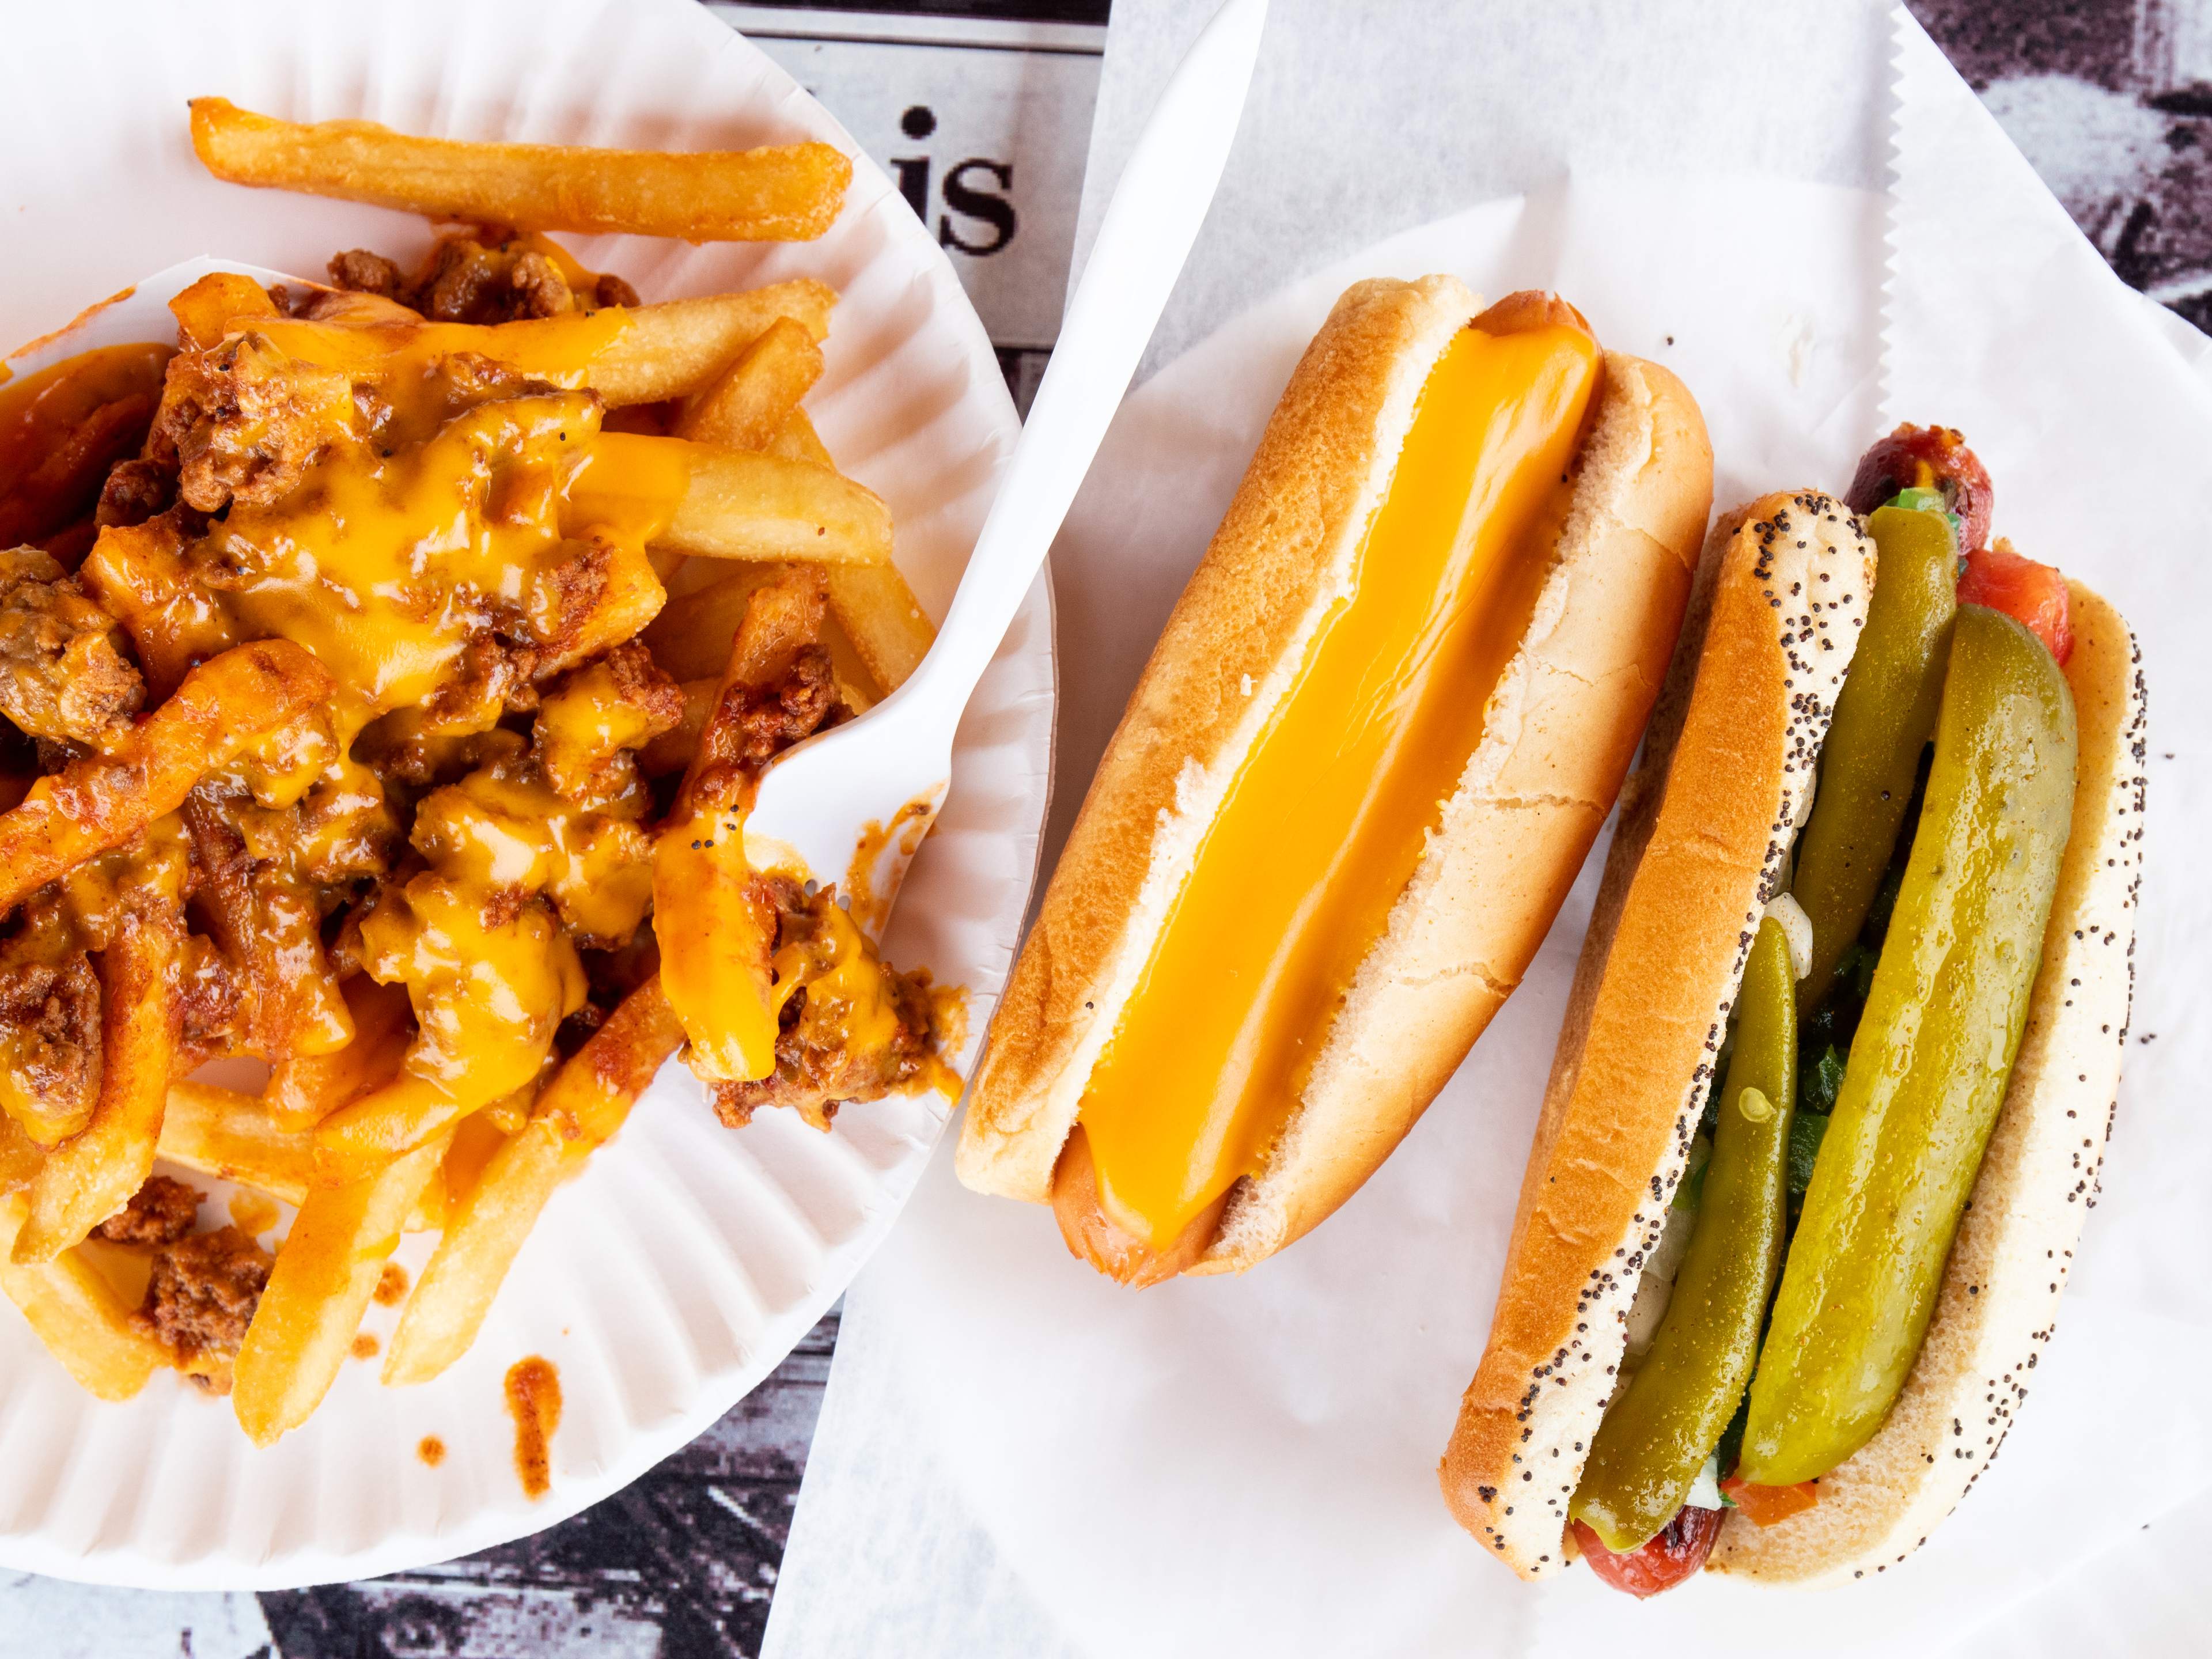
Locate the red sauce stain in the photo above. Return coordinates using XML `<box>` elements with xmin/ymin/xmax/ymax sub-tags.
<box><xmin>418</xmin><ymin>1435</ymin><xmax>446</xmax><ymax>1468</ymax></box>
<box><xmin>505</xmin><ymin>1356</ymin><xmax>562</xmax><ymax>1499</ymax></box>
<box><xmin>373</xmin><ymin>1262</ymin><xmax>410</xmax><ymax>1306</ymax></box>
<box><xmin>350</xmin><ymin>1332</ymin><xmax>380</xmax><ymax>1361</ymax></box>
<box><xmin>843</xmin><ymin>796</ymin><xmax>935</xmax><ymax>938</ymax></box>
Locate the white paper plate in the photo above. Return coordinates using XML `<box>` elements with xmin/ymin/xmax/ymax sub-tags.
<box><xmin>0</xmin><ymin>0</ymin><xmax>1051</xmax><ymax>1589</ymax></box>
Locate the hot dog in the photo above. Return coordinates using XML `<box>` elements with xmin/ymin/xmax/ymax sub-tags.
<box><xmin>957</xmin><ymin>276</ymin><xmax>1714</xmax><ymax>1281</ymax></box>
<box><xmin>1441</xmin><ymin>427</ymin><xmax>2145</xmax><ymax>1591</ymax></box>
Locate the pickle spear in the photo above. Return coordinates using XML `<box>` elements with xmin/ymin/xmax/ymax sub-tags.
<box><xmin>1792</xmin><ymin>502</ymin><xmax>1959</xmax><ymax>1012</ymax></box>
<box><xmin>1739</xmin><ymin>605</ymin><xmax>2075</xmax><ymax>1486</ymax></box>
<box><xmin>1571</xmin><ymin>916</ymin><xmax>1797</xmax><ymax>1552</ymax></box>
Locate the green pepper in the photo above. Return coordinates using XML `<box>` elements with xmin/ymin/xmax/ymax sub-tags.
<box><xmin>1570</xmin><ymin>917</ymin><xmax>1797</xmax><ymax>1551</ymax></box>
<box><xmin>1738</xmin><ymin>606</ymin><xmax>2076</xmax><ymax>1486</ymax></box>
<box><xmin>1792</xmin><ymin>503</ymin><xmax>1960</xmax><ymax>1014</ymax></box>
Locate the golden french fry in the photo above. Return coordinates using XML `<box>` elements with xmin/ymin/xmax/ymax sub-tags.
<box><xmin>639</xmin><ymin>441</ymin><xmax>893</xmax><ymax>566</ymax></box>
<box><xmin>158</xmin><ymin>1081</ymin><xmax>315</xmax><ymax>1206</ymax></box>
<box><xmin>385</xmin><ymin>981</ymin><xmax>684</xmax><ymax>1387</ymax></box>
<box><xmin>311</xmin><ymin>1071</ymin><xmax>466</xmax><ymax>1188</ymax></box>
<box><xmin>266</xmin><ymin>976</ymin><xmax>413</xmax><ymax>1133</ymax></box>
<box><xmin>822</xmin><ymin>563</ymin><xmax>934</xmax><ymax>694</ymax></box>
<box><xmin>440</xmin><ymin>1108</ymin><xmax>510</xmax><ymax>1211</ymax></box>
<box><xmin>654</xmin><ymin>572</ymin><xmax>827</xmax><ymax>1082</ymax></box>
<box><xmin>190</xmin><ymin>98</ymin><xmax>851</xmax><ymax>243</ymax></box>
<box><xmin>0</xmin><ymin>641</ymin><xmax>333</xmax><ymax>915</ymax></box>
<box><xmin>258</xmin><ymin>283</ymin><xmax>834</xmax><ymax>410</ymax></box>
<box><xmin>0</xmin><ymin>1194</ymin><xmax>168</xmax><ymax>1400</ymax></box>
<box><xmin>645</xmin><ymin>563</ymin><xmax>879</xmax><ymax>711</ymax></box>
<box><xmin>772</xmin><ymin>413</ymin><xmax>935</xmax><ymax>690</ymax></box>
<box><xmin>78</xmin><ymin>516</ymin><xmax>243</xmax><ymax>700</ymax></box>
<box><xmin>14</xmin><ymin>909</ymin><xmax>181</xmax><ymax>1263</ymax></box>
<box><xmin>0</xmin><ymin>1109</ymin><xmax>41</xmax><ymax>1194</ymax></box>
<box><xmin>677</xmin><ymin>317</ymin><xmax>824</xmax><ymax>452</ymax></box>
<box><xmin>641</xmin><ymin>566</ymin><xmax>793</xmax><ymax>681</ymax></box>
<box><xmin>232</xmin><ymin>1134</ymin><xmax>447</xmax><ymax>1445</ymax></box>
<box><xmin>168</xmin><ymin>271</ymin><xmax>281</xmax><ymax>349</ymax></box>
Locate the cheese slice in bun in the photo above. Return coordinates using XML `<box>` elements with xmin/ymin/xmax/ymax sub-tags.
<box><xmin>958</xmin><ymin>275</ymin><xmax>1714</xmax><ymax>1281</ymax></box>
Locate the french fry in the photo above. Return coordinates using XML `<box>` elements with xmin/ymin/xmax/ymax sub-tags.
<box><xmin>232</xmin><ymin>1134</ymin><xmax>447</xmax><ymax>1446</ymax></box>
<box><xmin>439</xmin><ymin>1108</ymin><xmax>510</xmax><ymax>1211</ymax></box>
<box><xmin>639</xmin><ymin>441</ymin><xmax>893</xmax><ymax>566</ymax></box>
<box><xmin>266</xmin><ymin>975</ymin><xmax>412</xmax><ymax>1133</ymax></box>
<box><xmin>14</xmin><ymin>907</ymin><xmax>181</xmax><ymax>1263</ymax></box>
<box><xmin>654</xmin><ymin>571</ymin><xmax>827</xmax><ymax>1082</ymax></box>
<box><xmin>772</xmin><ymin>414</ymin><xmax>935</xmax><ymax>690</ymax></box>
<box><xmin>0</xmin><ymin>641</ymin><xmax>334</xmax><ymax>914</ymax></box>
<box><xmin>190</xmin><ymin>98</ymin><xmax>851</xmax><ymax>243</ymax></box>
<box><xmin>641</xmin><ymin>566</ymin><xmax>793</xmax><ymax>681</ymax></box>
<box><xmin>385</xmin><ymin>980</ymin><xmax>684</xmax><ymax>1387</ymax></box>
<box><xmin>0</xmin><ymin>1194</ymin><xmax>168</xmax><ymax>1400</ymax></box>
<box><xmin>677</xmin><ymin>317</ymin><xmax>824</xmax><ymax>452</ymax></box>
<box><xmin>0</xmin><ymin>1109</ymin><xmax>41</xmax><ymax>1194</ymax></box>
<box><xmin>821</xmin><ymin>563</ymin><xmax>934</xmax><ymax>695</ymax></box>
<box><xmin>310</xmin><ymin>1072</ymin><xmax>465</xmax><ymax>1188</ymax></box>
<box><xmin>160</xmin><ymin>1081</ymin><xmax>446</xmax><ymax>1230</ymax></box>
<box><xmin>158</xmin><ymin>1081</ymin><xmax>316</xmax><ymax>1206</ymax></box>
<box><xmin>78</xmin><ymin>515</ymin><xmax>243</xmax><ymax>700</ymax></box>
<box><xmin>644</xmin><ymin>564</ymin><xmax>877</xmax><ymax>717</ymax></box>
<box><xmin>257</xmin><ymin>283</ymin><xmax>835</xmax><ymax>409</ymax></box>
<box><xmin>168</xmin><ymin>271</ymin><xmax>280</xmax><ymax>349</ymax></box>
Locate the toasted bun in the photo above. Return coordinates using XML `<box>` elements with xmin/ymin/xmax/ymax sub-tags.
<box><xmin>1708</xmin><ymin>579</ymin><xmax>2143</xmax><ymax>1584</ymax></box>
<box><xmin>1439</xmin><ymin>493</ymin><xmax>1876</xmax><ymax>1575</ymax></box>
<box><xmin>956</xmin><ymin>275</ymin><xmax>1714</xmax><ymax>1272</ymax></box>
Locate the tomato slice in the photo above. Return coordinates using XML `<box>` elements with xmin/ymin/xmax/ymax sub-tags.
<box><xmin>1718</xmin><ymin>1475</ymin><xmax>1821</xmax><ymax>1527</ymax></box>
<box><xmin>1959</xmin><ymin>542</ymin><xmax>2073</xmax><ymax>665</ymax></box>
<box><xmin>1571</xmin><ymin>1506</ymin><xmax>1724</xmax><ymax>1597</ymax></box>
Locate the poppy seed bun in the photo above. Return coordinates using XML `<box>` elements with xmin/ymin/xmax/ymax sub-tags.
<box><xmin>955</xmin><ymin>274</ymin><xmax>1715</xmax><ymax>1274</ymax></box>
<box><xmin>1439</xmin><ymin>493</ymin><xmax>1875</xmax><ymax>1575</ymax></box>
<box><xmin>1707</xmin><ymin>579</ymin><xmax>2143</xmax><ymax>1585</ymax></box>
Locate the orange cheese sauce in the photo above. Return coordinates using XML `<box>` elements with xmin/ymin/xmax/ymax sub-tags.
<box><xmin>1077</xmin><ymin>323</ymin><xmax>1601</xmax><ymax>1248</ymax></box>
<box><xmin>43</xmin><ymin>284</ymin><xmax>689</xmax><ymax>1115</ymax></box>
<box><xmin>208</xmin><ymin>394</ymin><xmax>685</xmax><ymax>744</ymax></box>
<box><xmin>257</xmin><ymin>308</ymin><xmax>633</xmax><ymax>398</ymax></box>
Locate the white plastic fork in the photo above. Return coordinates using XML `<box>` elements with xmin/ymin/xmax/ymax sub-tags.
<box><xmin>743</xmin><ymin>0</ymin><xmax>1270</xmax><ymax>927</ymax></box>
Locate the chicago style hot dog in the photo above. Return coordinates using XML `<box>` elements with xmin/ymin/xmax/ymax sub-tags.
<box><xmin>957</xmin><ymin>276</ymin><xmax>1714</xmax><ymax>1282</ymax></box>
<box><xmin>1441</xmin><ymin>428</ymin><xmax>2145</xmax><ymax>1592</ymax></box>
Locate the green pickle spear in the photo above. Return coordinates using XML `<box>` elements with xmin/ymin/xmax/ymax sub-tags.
<box><xmin>1740</xmin><ymin>605</ymin><xmax>2076</xmax><ymax>1486</ymax></box>
<box><xmin>1791</xmin><ymin>502</ymin><xmax>1959</xmax><ymax>1012</ymax></box>
<box><xmin>1570</xmin><ymin>916</ymin><xmax>1797</xmax><ymax>1552</ymax></box>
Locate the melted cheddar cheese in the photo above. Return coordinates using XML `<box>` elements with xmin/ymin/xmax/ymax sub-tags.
<box><xmin>1075</xmin><ymin>323</ymin><xmax>1602</xmax><ymax>1248</ymax></box>
<box><xmin>71</xmin><ymin>281</ymin><xmax>695</xmax><ymax>1118</ymax></box>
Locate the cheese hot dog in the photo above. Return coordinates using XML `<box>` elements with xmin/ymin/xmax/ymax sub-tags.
<box><xmin>958</xmin><ymin>276</ymin><xmax>1714</xmax><ymax>1282</ymax></box>
<box><xmin>1441</xmin><ymin>430</ymin><xmax>2144</xmax><ymax>1592</ymax></box>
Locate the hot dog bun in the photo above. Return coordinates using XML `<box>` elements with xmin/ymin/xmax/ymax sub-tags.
<box><xmin>1706</xmin><ymin>581</ymin><xmax>2143</xmax><ymax>1585</ymax></box>
<box><xmin>1440</xmin><ymin>492</ymin><xmax>1874</xmax><ymax>1572</ymax></box>
<box><xmin>957</xmin><ymin>274</ymin><xmax>1714</xmax><ymax>1274</ymax></box>
<box><xmin>1439</xmin><ymin>495</ymin><xmax>2143</xmax><ymax>1582</ymax></box>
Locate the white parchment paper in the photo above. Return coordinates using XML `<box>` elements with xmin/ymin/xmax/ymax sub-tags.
<box><xmin>765</xmin><ymin>7</ymin><xmax>2212</xmax><ymax>1655</ymax></box>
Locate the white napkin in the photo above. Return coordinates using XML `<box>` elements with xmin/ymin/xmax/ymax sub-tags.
<box><xmin>762</xmin><ymin>9</ymin><xmax>2212</xmax><ymax>1656</ymax></box>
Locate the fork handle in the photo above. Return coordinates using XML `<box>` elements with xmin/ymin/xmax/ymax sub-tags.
<box><xmin>896</xmin><ymin>0</ymin><xmax>1267</xmax><ymax>717</ymax></box>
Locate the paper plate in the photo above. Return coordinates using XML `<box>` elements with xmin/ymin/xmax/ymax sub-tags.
<box><xmin>0</xmin><ymin>0</ymin><xmax>1051</xmax><ymax>1589</ymax></box>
